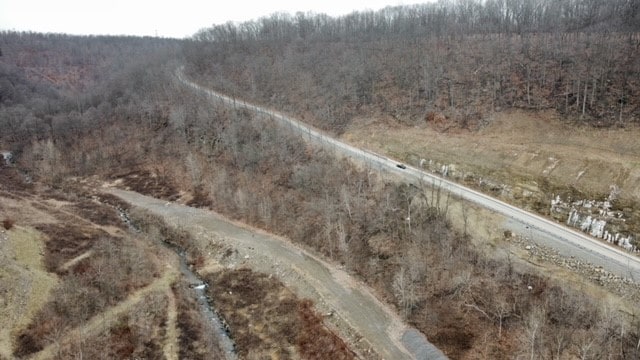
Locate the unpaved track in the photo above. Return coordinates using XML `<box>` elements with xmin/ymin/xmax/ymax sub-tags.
<box><xmin>177</xmin><ymin>68</ymin><xmax>640</xmax><ymax>281</ymax></box>
<box><xmin>163</xmin><ymin>289</ymin><xmax>179</xmax><ymax>360</ymax></box>
<box><xmin>108</xmin><ymin>189</ymin><xmax>446</xmax><ymax>360</ymax></box>
<box><xmin>30</xmin><ymin>268</ymin><xmax>178</xmax><ymax>360</ymax></box>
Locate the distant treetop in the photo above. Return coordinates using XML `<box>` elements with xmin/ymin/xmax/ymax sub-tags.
<box><xmin>194</xmin><ymin>0</ymin><xmax>640</xmax><ymax>43</ymax></box>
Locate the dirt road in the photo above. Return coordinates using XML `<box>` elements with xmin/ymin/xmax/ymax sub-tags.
<box><xmin>108</xmin><ymin>189</ymin><xmax>446</xmax><ymax>360</ymax></box>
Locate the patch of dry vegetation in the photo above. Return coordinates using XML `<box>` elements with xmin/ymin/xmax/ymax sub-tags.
<box><xmin>0</xmin><ymin>188</ymin><xmax>177</xmax><ymax>359</ymax></box>
<box><xmin>34</xmin><ymin>223</ymin><xmax>109</xmax><ymax>272</ymax></box>
<box><xmin>2</xmin><ymin>218</ymin><xmax>13</xmax><ymax>230</ymax></box>
<box><xmin>13</xmin><ymin>233</ymin><xmax>159</xmax><ymax>357</ymax></box>
<box><xmin>0</xmin><ymin>226</ymin><xmax>58</xmax><ymax>359</ymax></box>
<box><xmin>204</xmin><ymin>268</ymin><xmax>355</xmax><ymax>359</ymax></box>
<box><xmin>53</xmin><ymin>292</ymin><xmax>169</xmax><ymax>359</ymax></box>
<box><xmin>116</xmin><ymin>169</ymin><xmax>180</xmax><ymax>201</ymax></box>
<box><xmin>9</xmin><ymin>196</ymin><xmax>161</xmax><ymax>358</ymax></box>
<box><xmin>69</xmin><ymin>198</ymin><xmax>127</xmax><ymax>228</ymax></box>
<box><xmin>0</xmin><ymin>168</ymin><xmax>32</xmax><ymax>192</ymax></box>
<box><xmin>296</xmin><ymin>299</ymin><xmax>355</xmax><ymax>360</ymax></box>
<box><xmin>129</xmin><ymin>208</ymin><xmax>206</xmax><ymax>269</ymax></box>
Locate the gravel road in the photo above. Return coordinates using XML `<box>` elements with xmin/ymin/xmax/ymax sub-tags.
<box><xmin>108</xmin><ymin>189</ymin><xmax>447</xmax><ymax>360</ymax></box>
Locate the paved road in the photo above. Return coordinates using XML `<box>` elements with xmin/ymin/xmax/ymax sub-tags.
<box><xmin>175</xmin><ymin>69</ymin><xmax>640</xmax><ymax>281</ymax></box>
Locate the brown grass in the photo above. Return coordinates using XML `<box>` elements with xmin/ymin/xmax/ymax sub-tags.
<box><xmin>13</xmin><ymin>228</ymin><xmax>159</xmax><ymax>358</ymax></box>
<box><xmin>296</xmin><ymin>299</ymin><xmax>355</xmax><ymax>360</ymax></box>
<box><xmin>0</xmin><ymin>167</ymin><xmax>32</xmax><ymax>192</ymax></box>
<box><xmin>94</xmin><ymin>192</ymin><xmax>131</xmax><ymax>211</ymax></box>
<box><xmin>53</xmin><ymin>292</ymin><xmax>169</xmax><ymax>359</ymax></box>
<box><xmin>128</xmin><ymin>208</ymin><xmax>203</xmax><ymax>268</ymax></box>
<box><xmin>70</xmin><ymin>199</ymin><xmax>125</xmax><ymax>228</ymax></box>
<box><xmin>185</xmin><ymin>186</ymin><xmax>212</xmax><ymax>208</ymax></box>
<box><xmin>34</xmin><ymin>223</ymin><xmax>108</xmax><ymax>273</ymax></box>
<box><xmin>116</xmin><ymin>169</ymin><xmax>179</xmax><ymax>201</ymax></box>
<box><xmin>203</xmin><ymin>268</ymin><xmax>355</xmax><ymax>359</ymax></box>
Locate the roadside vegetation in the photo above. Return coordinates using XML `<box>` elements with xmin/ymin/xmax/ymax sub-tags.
<box><xmin>184</xmin><ymin>0</ymin><xmax>640</xmax><ymax>248</ymax></box>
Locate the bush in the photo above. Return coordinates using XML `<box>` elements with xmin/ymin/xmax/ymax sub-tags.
<box><xmin>2</xmin><ymin>218</ymin><xmax>14</xmax><ymax>230</ymax></box>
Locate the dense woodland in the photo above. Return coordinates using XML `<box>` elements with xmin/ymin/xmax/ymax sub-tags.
<box><xmin>187</xmin><ymin>0</ymin><xmax>640</xmax><ymax>132</ymax></box>
<box><xmin>2</xmin><ymin>0</ymin><xmax>640</xmax><ymax>358</ymax></box>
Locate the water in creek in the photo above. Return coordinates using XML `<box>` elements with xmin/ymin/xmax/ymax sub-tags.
<box><xmin>178</xmin><ymin>255</ymin><xmax>237</xmax><ymax>360</ymax></box>
<box><xmin>117</xmin><ymin>207</ymin><xmax>236</xmax><ymax>359</ymax></box>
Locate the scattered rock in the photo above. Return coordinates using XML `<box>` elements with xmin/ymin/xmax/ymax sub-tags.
<box><xmin>507</xmin><ymin>233</ymin><xmax>640</xmax><ymax>300</ymax></box>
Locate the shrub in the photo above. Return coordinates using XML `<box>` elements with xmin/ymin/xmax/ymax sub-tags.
<box><xmin>2</xmin><ymin>218</ymin><xmax>14</xmax><ymax>230</ymax></box>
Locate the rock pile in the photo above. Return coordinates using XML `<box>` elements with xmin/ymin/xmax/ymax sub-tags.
<box><xmin>508</xmin><ymin>234</ymin><xmax>640</xmax><ymax>301</ymax></box>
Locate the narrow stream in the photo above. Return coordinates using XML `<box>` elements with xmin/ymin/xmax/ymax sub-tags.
<box><xmin>116</xmin><ymin>206</ymin><xmax>237</xmax><ymax>359</ymax></box>
<box><xmin>177</xmin><ymin>253</ymin><xmax>237</xmax><ymax>360</ymax></box>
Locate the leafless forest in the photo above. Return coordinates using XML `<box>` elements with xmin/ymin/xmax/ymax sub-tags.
<box><xmin>2</xmin><ymin>0</ymin><xmax>640</xmax><ymax>358</ymax></box>
<box><xmin>187</xmin><ymin>0</ymin><xmax>640</xmax><ymax>132</ymax></box>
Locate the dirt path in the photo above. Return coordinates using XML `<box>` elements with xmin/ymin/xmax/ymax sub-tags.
<box><xmin>29</xmin><ymin>267</ymin><xmax>178</xmax><ymax>360</ymax></box>
<box><xmin>163</xmin><ymin>289</ymin><xmax>179</xmax><ymax>360</ymax></box>
<box><xmin>108</xmin><ymin>188</ymin><xmax>446</xmax><ymax>360</ymax></box>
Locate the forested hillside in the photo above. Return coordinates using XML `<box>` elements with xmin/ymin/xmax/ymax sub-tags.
<box><xmin>183</xmin><ymin>0</ymin><xmax>640</xmax><ymax>257</ymax></box>
<box><xmin>2</xmin><ymin>1</ymin><xmax>640</xmax><ymax>358</ymax></box>
<box><xmin>0</xmin><ymin>32</ymin><xmax>181</xmax><ymax>176</ymax></box>
<box><xmin>186</xmin><ymin>0</ymin><xmax>640</xmax><ymax>132</ymax></box>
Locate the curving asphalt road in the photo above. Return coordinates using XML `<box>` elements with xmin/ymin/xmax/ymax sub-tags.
<box><xmin>176</xmin><ymin>66</ymin><xmax>640</xmax><ymax>354</ymax></box>
<box><xmin>176</xmin><ymin>68</ymin><xmax>640</xmax><ymax>281</ymax></box>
